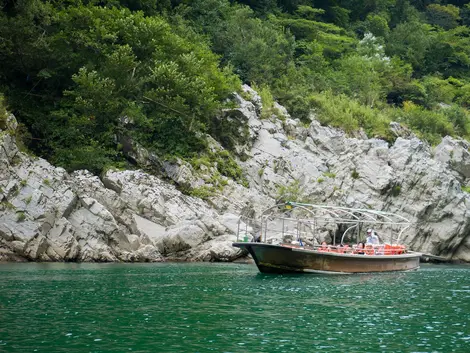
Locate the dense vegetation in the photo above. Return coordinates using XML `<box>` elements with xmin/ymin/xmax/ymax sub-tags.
<box><xmin>1</xmin><ymin>0</ymin><xmax>470</xmax><ymax>175</ymax></box>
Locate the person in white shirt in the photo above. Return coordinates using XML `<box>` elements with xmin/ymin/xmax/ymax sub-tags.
<box><xmin>366</xmin><ymin>229</ymin><xmax>379</xmax><ymax>245</ymax></box>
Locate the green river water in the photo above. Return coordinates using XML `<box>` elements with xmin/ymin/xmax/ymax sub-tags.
<box><xmin>0</xmin><ymin>262</ymin><xmax>469</xmax><ymax>353</ymax></box>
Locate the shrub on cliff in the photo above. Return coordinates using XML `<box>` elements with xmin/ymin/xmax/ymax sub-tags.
<box><xmin>0</xmin><ymin>95</ymin><xmax>7</xmax><ymax>130</ymax></box>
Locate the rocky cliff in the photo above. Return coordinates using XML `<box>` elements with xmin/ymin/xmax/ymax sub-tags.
<box><xmin>2</xmin><ymin>86</ymin><xmax>470</xmax><ymax>262</ymax></box>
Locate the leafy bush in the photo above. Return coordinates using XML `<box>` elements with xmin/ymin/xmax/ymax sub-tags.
<box><xmin>397</xmin><ymin>101</ymin><xmax>454</xmax><ymax>144</ymax></box>
<box><xmin>390</xmin><ymin>184</ymin><xmax>401</xmax><ymax>197</ymax></box>
<box><xmin>0</xmin><ymin>94</ymin><xmax>7</xmax><ymax>130</ymax></box>
<box><xmin>276</xmin><ymin>180</ymin><xmax>304</xmax><ymax>203</ymax></box>
<box><xmin>188</xmin><ymin>186</ymin><xmax>216</xmax><ymax>200</ymax></box>
<box><xmin>16</xmin><ymin>212</ymin><xmax>26</xmax><ymax>222</ymax></box>
<box><xmin>323</xmin><ymin>171</ymin><xmax>336</xmax><ymax>178</ymax></box>
<box><xmin>311</xmin><ymin>91</ymin><xmax>392</xmax><ymax>139</ymax></box>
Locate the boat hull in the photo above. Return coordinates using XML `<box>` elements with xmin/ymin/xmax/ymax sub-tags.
<box><xmin>233</xmin><ymin>242</ymin><xmax>420</xmax><ymax>274</ymax></box>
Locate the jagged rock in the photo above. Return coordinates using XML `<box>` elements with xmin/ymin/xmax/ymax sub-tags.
<box><xmin>434</xmin><ymin>136</ymin><xmax>470</xmax><ymax>180</ymax></box>
<box><xmin>23</xmin><ymin>235</ymin><xmax>49</xmax><ymax>260</ymax></box>
<box><xmin>0</xmin><ymin>132</ymin><xmax>18</xmax><ymax>161</ymax></box>
<box><xmin>0</xmin><ymin>242</ymin><xmax>26</xmax><ymax>262</ymax></box>
<box><xmin>389</xmin><ymin>121</ymin><xmax>415</xmax><ymax>139</ymax></box>
<box><xmin>134</xmin><ymin>244</ymin><xmax>163</xmax><ymax>262</ymax></box>
<box><xmin>10</xmin><ymin>240</ymin><xmax>26</xmax><ymax>255</ymax></box>
<box><xmin>132</xmin><ymin>214</ymin><xmax>166</xmax><ymax>247</ymax></box>
<box><xmin>241</xmin><ymin>84</ymin><xmax>262</xmax><ymax>114</ymax></box>
<box><xmin>45</xmin><ymin>218</ymin><xmax>79</xmax><ymax>260</ymax></box>
<box><xmin>162</xmin><ymin>159</ymin><xmax>200</xmax><ymax>188</ymax></box>
<box><xmin>190</xmin><ymin>234</ymin><xmax>244</xmax><ymax>262</ymax></box>
<box><xmin>155</xmin><ymin>222</ymin><xmax>208</xmax><ymax>255</ymax></box>
<box><xmin>5</xmin><ymin>114</ymin><xmax>18</xmax><ymax>131</ymax></box>
<box><xmin>219</xmin><ymin>213</ymin><xmax>252</xmax><ymax>236</ymax></box>
<box><xmin>0</xmin><ymin>223</ymin><xmax>13</xmax><ymax>241</ymax></box>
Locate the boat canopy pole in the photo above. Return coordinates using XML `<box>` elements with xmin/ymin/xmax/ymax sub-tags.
<box><xmin>237</xmin><ymin>218</ymin><xmax>241</xmax><ymax>242</ymax></box>
<box><xmin>397</xmin><ymin>224</ymin><xmax>411</xmax><ymax>244</ymax></box>
<box><xmin>341</xmin><ymin>224</ymin><xmax>358</xmax><ymax>245</ymax></box>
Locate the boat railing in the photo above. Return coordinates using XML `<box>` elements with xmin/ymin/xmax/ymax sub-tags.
<box><xmin>284</xmin><ymin>243</ymin><xmax>407</xmax><ymax>255</ymax></box>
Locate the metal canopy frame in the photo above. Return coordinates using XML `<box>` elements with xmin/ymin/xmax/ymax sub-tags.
<box><xmin>257</xmin><ymin>201</ymin><xmax>411</xmax><ymax>245</ymax></box>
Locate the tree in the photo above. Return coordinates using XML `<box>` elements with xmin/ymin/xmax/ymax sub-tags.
<box><xmin>426</xmin><ymin>4</ymin><xmax>461</xmax><ymax>30</ymax></box>
<box><xmin>386</xmin><ymin>21</ymin><xmax>434</xmax><ymax>73</ymax></box>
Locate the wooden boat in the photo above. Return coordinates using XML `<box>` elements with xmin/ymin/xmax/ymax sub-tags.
<box><xmin>233</xmin><ymin>202</ymin><xmax>421</xmax><ymax>274</ymax></box>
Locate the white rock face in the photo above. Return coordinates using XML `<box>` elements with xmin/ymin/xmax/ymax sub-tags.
<box><xmin>2</xmin><ymin>88</ymin><xmax>470</xmax><ymax>262</ymax></box>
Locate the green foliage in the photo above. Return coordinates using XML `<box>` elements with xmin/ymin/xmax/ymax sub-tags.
<box><xmin>330</xmin><ymin>54</ymin><xmax>385</xmax><ymax>106</ymax></box>
<box><xmin>1</xmin><ymin>200</ymin><xmax>15</xmax><ymax>210</ymax></box>
<box><xmin>461</xmin><ymin>185</ymin><xmax>470</xmax><ymax>193</ymax></box>
<box><xmin>390</xmin><ymin>184</ymin><xmax>401</xmax><ymax>197</ymax></box>
<box><xmin>462</xmin><ymin>4</ymin><xmax>470</xmax><ymax>26</ymax></box>
<box><xmin>398</xmin><ymin>101</ymin><xmax>455</xmax><ymax>144</ymax></box>
<box><xmin>16</xmin><ymin>211</ymin><xmax>26</xmax><ymax>222</ymax></box>
<box><xmin>421</xmin><ymin>77</ymin><xmax>456</xmax><ymax>108</ymax></box>
<box><xmin>426</xmin><ymin>4</ymin><xmax>460</xmax><ymax>30</ymax></box>
<box><xmin>190</xmin><ymin>150</ymin><xmax>245</xmax><ymax>187</ymax></box>
<box><xmin>191</xmin><ymin>156</ymin><xmax>212</xmax><ymax>170</ymax></box>
<box><xmin>54</xmin><ymin>144</ymin><xmax>116</xmax><ymax>175</ymax></box>
<box><xmin>276</xmin><ymin>179</ymin><xmax>303</xmax><ymax>203</ymax></box>
<box><xmin>43</xmin><ymin>179</ymin><xmax>50</xmax><ymax>186</ymax></box>
<box><xmin>186</xmin><ymin>3</ymin><xmax>295</xmax><ymax>84</ymax></box>
<box><xmin>365</xmin><ymin>14</ymin><xmax>390</xmax><ymax>37</ymax></box>
<box><xmin>311</xmin><ymin>91</ymin><xmax>392</xmax><ymax>139</ymax></box>
<box><xmin>20</xmin><ymin>179</ymin><xmax>27</xmax><ymax>187</ymax></box>
<box><xmin>0</xmin><ymin>2</ymin><xmax>240</xmax><ymax>173</ymax></box>
<box><xmin>213</xmin><ymin>150</ymin><xmax>243</xmax><ymax>181</ymax></box>
<box><xmin>351</xmin><ymin>170</ymin><xmax>360</xmax><ymax>179</ymax></box>
<box><xmin>386</xmin><ymin>21</ymin><xmax>434</xmax><ymax>72</ymax></box>
<box><xmin>24</xmin><ymin>195</ymin><xmax>32</xmax><ymax>205</ymax></box>
<box><xmin>0</xmin><ymin>94</ymin><xmax>7</xmax><ymax>130</ymax></box>
<box><xmin>442</xmin><ymin>105</ymin><xmax>470</xmax><ymax>138</ymax></box>
<box><xmin>2</xmin><ymin>0</ymin><xmax>470</xmax><ymax>184</ymax></box>
<box><xmin>272</xmin><ymin>66</ymin><xmax>317</xmax><ymax>122</ymax></box>
<box><xmin>254</xmin><ymin>83</ymin><xmax>283</xmax><ymax>119</ymax></box>
<box><xmin>323</xmin><ymin>171</ymin><xmax>336</xmax><ymax>178</ymax></box>
<box><xmin>188</xmin><ymin>185</ymin><xmax>216</xmax><ymax>200</ymax></box>
<box><xmin>274</xmin><ymin>6</ymin><xmax>355</xmax><ymax>58</ymax></box>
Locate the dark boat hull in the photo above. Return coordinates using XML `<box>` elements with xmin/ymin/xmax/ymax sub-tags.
<box><xmin>233</xmin><ymin>242</ymin><xmax>421</xmax><ymax>274</ymax></box>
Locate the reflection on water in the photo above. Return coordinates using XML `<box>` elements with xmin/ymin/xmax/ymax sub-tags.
<box><xmin>0</xmin><ymin>263</ymin><xmax>469</xmax><ymax>352</ymax></box>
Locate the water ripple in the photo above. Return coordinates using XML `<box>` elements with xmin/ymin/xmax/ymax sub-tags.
<box><xmin>0</xmin><ymin>263</ymin><xmax>469</xmax><ymax>352</ymax></box>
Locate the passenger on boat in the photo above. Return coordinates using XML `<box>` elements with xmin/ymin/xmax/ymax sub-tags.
<box><xmin>364</xmin><ymin>244</ymin><xmax>375</xmax><ymax>255</ymax></box>
<box><xmin>366</xmin><ymin>229</ymin><xmax>379</xmax><ymax>245</ymax></box>
<box><xmin>319</xmin><ymin>241</ymin><xmax>329</xmax><ymax>251</ymax></box>
<box><xmin>354</xmin><ymin>242</ymin><xmax>365</xmax><ymax>254</ymax></box>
